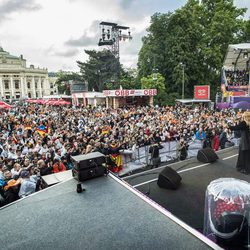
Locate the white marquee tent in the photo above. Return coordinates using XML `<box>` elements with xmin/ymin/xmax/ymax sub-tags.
<box><xmin>223</xmin><ymin>43</ymin><xmax>250</xmax><ymax>70</ymax></box>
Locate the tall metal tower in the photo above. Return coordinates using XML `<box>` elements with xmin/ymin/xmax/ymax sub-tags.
<box><xmin>98</xmin><ymin>21</ymin><xmax>132</xmax><ymax>61</ymax></box>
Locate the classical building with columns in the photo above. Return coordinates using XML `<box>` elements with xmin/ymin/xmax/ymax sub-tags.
<box><xmin>0</xmin><ymin>47</ymin><xmax>56</xmax><ymax>100</ymax></box>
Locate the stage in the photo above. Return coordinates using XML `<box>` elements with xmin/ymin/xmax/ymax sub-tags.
<box><xmin>0</xmin><ymin>171</ymin><xmax>220</xmax><ymax>249</ymax></box>
<box><xmin>124</xmin><ymin>147</ymin><xmax>250</xmax><ymax>232</ymax></box>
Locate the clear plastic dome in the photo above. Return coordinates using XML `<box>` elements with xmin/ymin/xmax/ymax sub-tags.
<box><xmin>204</xmin><ymin>178</ymin><xmax>250</xmax><ymax>248</ymax></box>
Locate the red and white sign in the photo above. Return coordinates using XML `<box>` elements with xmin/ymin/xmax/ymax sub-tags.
<box><xmin>194</xmin><ymin>85</ymin><xmax>210</xmax><ymax>100</ymax></box>
<box><xmin>103</xmin><ymin>89</ymin><xmax>157</xmax><ymax>97</ymax></box>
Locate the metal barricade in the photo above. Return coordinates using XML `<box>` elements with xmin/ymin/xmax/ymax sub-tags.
<box><xmin>119</xmin><ymin>137</ymin><xmax>237</xmax><ymax>175</ymax></box>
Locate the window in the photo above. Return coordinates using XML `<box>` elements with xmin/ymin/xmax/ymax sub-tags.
<box><xmin>50</xmin><ymin>83</ymin><xmax>54</xmax><ymax>88</ymax></box>
<box><xmin>35</xmin><ymin>82</ymin><xmax>38</xmax><ymax>88</ymax></box>
<box><xmin>28</xmin><ymin>93</ymin><xmax>31</xmax><ymax>98</ymax></box>
<box><xmin>4</xmin><ymin>80</ymin><xmax>9</xmax><ymax>89</ymax></box>
<box><xmin>27</xmin><ymin>82</ymin><xmax>31</xmax><ymax>89</ymax></box>
<box><xmin>14</xmin><ymin>80</ymin><xmax>19</xmax><ymax>89</ymax></box>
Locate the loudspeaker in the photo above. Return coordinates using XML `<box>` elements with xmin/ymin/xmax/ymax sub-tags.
<box><xmin>197</xmin><ymin>148</ymin><xmax>219</xmax><ymax>163</ymax></box>
<box><xmin>71</xmin><ymin>152</ymin><xmax>107</xmax><ymax>182</ymax></box>
<box><xmin>157</xmin><ymin>167</ymin><xmax>182</xmax><ymax>190</ymax></box>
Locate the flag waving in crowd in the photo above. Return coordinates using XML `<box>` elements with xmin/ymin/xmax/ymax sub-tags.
<box><xmin>36</xmin><ymin>124</ymin><xmax>50</xmax><ymax>138</ymax></box>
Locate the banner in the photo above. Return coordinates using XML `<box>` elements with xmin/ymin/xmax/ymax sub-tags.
<box><xmin>194</xmin><ymin>85</ymin><xmax>210</xmax><ymax>100</ymax></box>
<box><xmin>103</xmin><ymin>89</ymin><xmax>157</xmax><ymax>97</ymax></box>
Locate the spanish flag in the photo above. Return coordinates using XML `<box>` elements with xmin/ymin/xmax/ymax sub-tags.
<box><xmin>25</xmin><ymin>125</ymin><xmax>32</xmax><ymax>130</ymax></box>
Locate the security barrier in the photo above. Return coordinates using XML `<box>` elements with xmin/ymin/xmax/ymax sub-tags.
<box><xmin>119</xmin><ymin>138</ymin><xmax>239</xmax><ymax>176</ymax></box>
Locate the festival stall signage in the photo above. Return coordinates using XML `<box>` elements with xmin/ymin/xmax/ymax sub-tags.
<box><xmin>103</xmin><ymin>89</ymin><xmax>157</xmax><ymax>97</ymax></box>
<box><xmin>194</xmin><ymin>85</ymin><xmax>210</xmax><ymax>100</ymax></box>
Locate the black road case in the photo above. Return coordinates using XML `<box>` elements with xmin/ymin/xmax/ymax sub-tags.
<box><xmin>71</xmin><ymin>152</ymin><xmax>107</xmax><ymax>182</ymax></box>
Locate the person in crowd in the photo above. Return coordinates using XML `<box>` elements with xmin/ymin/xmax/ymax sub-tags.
<box><xmin>3</xmin><ymin>170</ymin><xmax>20</xmax><ymax>204</ymax></box>
<box><xmin>37</xmin><ymin>159</ymin><xmax>53</xmax><ymax>176</ymax></box>
<box><xmin>176</xmin><ymin>137</ymin><xmax>189</xmax><ymax>160</ymax></box>
<box><xmin>229</xmin><ymin>111</ymin><xmax>250</xmax><ymax>174</ymax></box>
<box><xmin>149</xmin><ymin>142</ymin><xmax>161</xmax><ymax>168</ymax></box>
<box><xmin>18</xmin><ymin>170</ymin><xmax>37</xmax><ymax>198</ymax></box>
<box><xmin>195</xmin><ymin>127</ymin><xmax>206</xmax><ymax>148</ymax></box>
<box><xmin>219</xmin><ymin>126</ymin><xmax>228</xmax><ymax>149</ymax></box>
<box><xmin>211</xmin><ymin>129</ymin><xmax>220</xmax><ymax>151</ymax></box>
<box><xmin>109</xmin><ymin>140</ymin><xmax>123</xmax><ymax>173</ymax></box>
<box><xmin>11</xmin><ymin>162</ymin><xmax>22</xmax><ymax>178</ymax></box>
<box><xmin>52</xmin><ymin>159</ymin><xmax>67</xmax><ymax>173</ymax></box>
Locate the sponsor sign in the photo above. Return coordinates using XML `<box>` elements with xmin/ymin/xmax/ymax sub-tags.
<box><xmin>194</xmin><ymin>85</ymin><xmax>210</xmax><ymax>100</ymax></box>
<box><xmin>103</xmin><ymin>89</ymin><xmax>157</xmax><ymax>97</ymax></box>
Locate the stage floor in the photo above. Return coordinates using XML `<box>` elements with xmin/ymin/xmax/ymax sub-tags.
<box><xmin>0</xmin><ymin>173</ymin><xmax>218</xmax><ymax>249</ymax></box>
<box><xmin>124</xmin><ymin>147</ymin><xmax>250</xmax><ymax>230</ymax></box>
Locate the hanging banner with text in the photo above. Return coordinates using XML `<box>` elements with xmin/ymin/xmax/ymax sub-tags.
<box><xmin>103</xmin><ymin>89</ymin><xmax>157</xmax><ymax>97</ymax></box>
<box><xmin>194</xmin><ymin>85</ymin><xmax>210</xmax><ymax>100</ymax></box>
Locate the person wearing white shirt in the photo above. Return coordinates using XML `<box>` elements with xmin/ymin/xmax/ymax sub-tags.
<box><xmin>7</xmin><ymin>148</ymin><xmax>17</xmax><ymax>160</ymax></box>
<box><xmin>11</xmin><ymin>163</ymin><xmax>22</xmax><ymax>178</ymax></box>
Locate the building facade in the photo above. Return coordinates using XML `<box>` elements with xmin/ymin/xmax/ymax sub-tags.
<box><xmin>0</xmin><ymin>47</ymin><xmax>56</xmax><ymax>100</ymax></box>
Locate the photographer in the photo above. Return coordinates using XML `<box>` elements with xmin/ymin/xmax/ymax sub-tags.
<box><xmin>149</xmin><ymin>142</ymin><xmax>161</xmax><ymax>169</ymax></box>
<box><xmin>176</xmin><ymin>137</ymin><xmax>189</xmax><ymax>161</ymax></box>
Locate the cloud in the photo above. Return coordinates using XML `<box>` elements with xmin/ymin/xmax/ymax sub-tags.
<box><xmin>0</xmin><ymin>0</ymin><xmax>41</xmax><ymax>23</ymax></box>
<box><xmin>45</xmin><ymin>45</ymin><xmax>79</xmax><ymax>57</ymax></box>
<box><xmin>65</xmin><ymin>20</ymin><xmax>101</xmax><ymax>47</ymax></box>
<box><xmin>119</xmin><ymin>0</ymin><xmax>134</xmax><ymax>9</ymax></box>
<box><xmin>54</xmin><ymin>48</ymin><xmax>79</xmax><ymax>57</ymax></box>
<box><xmin>65</xmin><ymin>32</ymin><xmax>98</xmax><ymax>47</ymax></box>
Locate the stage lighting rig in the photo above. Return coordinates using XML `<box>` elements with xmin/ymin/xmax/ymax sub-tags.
<box><xmin>98</xmin><ymin>21</ymin><xmax>132</xmax><ymax>61</ymax></box>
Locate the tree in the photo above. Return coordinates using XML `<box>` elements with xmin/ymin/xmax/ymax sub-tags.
<box><xmin>119</xmin><ymin>68</ymin><xmax>140</xmax><ymax>89</ymax></box>
<box><xmin>141</xmin><ymin>73</ymin><xmax>166</xmax><ymax>105</ymax></box>
<box><xmin>77</xmin><ymin>50</ymin><xmax>122</xmax><ymax>91</ymax></box>
<box><xmin>138</xmin><ymin>0</ymin><xmax>249</xmax><ymax>101</ymax></box>
<box><xmin>55</xmin><ymin>71</ymin><xmax>83</xmax><ymax>94</ymax></box>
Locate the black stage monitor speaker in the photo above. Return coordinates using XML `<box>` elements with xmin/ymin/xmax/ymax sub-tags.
<box><xmin>157</xmin><ymin>167</ymin><xmax>182</xmax><ymax>190</ymax></box>
<box><xmin>71</xmin><ymin>152</ymin><xmax>107</xmax><ymax>182</ymax></box>
<box><xmin>197</xmin><ymin>148</ymin><xmax>219</xmax><ymax>163</ymax></box>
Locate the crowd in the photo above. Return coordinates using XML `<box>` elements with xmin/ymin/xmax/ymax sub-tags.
<box><xmin>225</xmin><ymin>69</ymin><xmax>249</xmax><ymax>86</ymax></box>
<box><xmin>0</xmin><ymin>103</ymin><xmax>243</xmax><ymax>206</ymax></box>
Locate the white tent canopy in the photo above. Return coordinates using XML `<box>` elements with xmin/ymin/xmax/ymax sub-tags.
<box><xmin>223</xmin><ymin>43</ymin><xmax>250</xmax><ymax>70</ymax></box>
<box><xmin>43</xmin><ymin>94</ymin><xmax>72</xmax><ymax>99</ymax></box>
<box><xmin>176</xmin><ymin>99</ymin><xmax>211</xmax><ymax>104</ymax></box>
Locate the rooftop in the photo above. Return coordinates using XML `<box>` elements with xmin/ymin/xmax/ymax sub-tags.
<box><xmin>0</xmin><ymin>47</ymin><xmax>22</xmax><ymax>60</ymax></box>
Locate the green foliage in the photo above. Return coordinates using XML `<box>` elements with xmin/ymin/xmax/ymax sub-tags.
<box><xmin>138</xmin><ymin>0</ymin><xmax>249</xmax><ymax>102</ymax></box>
<box><xmin>141</xmin><ymin>73</ymin><xmax>166</xmax><ymax>105</ymax></box>
<box><xmin>55</xmin><ymin>71</ymin><xmax>83</xmax><ymax>94</ymax></box>
<box><xmin>120</xmin><ymin>68</ymin><xmax>140</xmax><ymax>89</ymax></box>
<box><xmin>77</xmin><ymin>50</ymin><xmax>122</xmax><ymax>91</ymax></box>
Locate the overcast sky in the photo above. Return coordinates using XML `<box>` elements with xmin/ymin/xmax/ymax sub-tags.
<box><xmin>0</xmin><ymin>0</ymin><xmax>249</xmax><ymax>72</ymax></box>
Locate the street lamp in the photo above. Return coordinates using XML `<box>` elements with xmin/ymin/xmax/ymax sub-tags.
<box><xmin>153</xmin><ymin>55</ymin><xmax>157</xmax><ymax>81</ymax></box>
<box><xmin>180</xmin><ymin>63</ymin><xmax>185</xmax><ymax>99</ymax></box>
<box><xmin>148</xmin><ymin>56</ymin><xmax>157</xmax><ymax>80</ymax></box>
